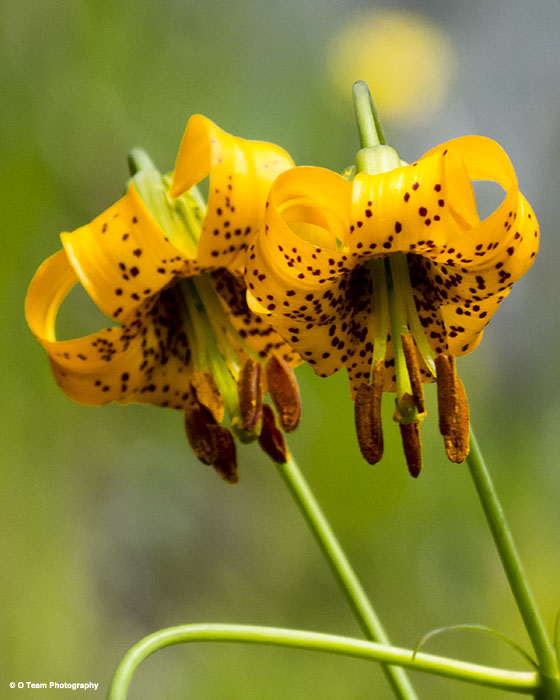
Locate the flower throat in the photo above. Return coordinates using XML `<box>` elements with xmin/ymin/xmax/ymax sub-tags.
<box><xmin>128</xmin><ymin>150</ymin><xmax>301</xmax><ymax>482</ymax></box>
<box><xmin>352</xmin><ymin>81</ymin><xmax>469</xmax><ymax>476</ymax></box>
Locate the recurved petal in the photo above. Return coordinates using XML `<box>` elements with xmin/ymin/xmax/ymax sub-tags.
<box><xmin>420</xmin><ymin>135</ymin><xmax>538</xmax><ymax>268</ymax></box>
<box><xmin>246</xmin><ymin>167</ymin><xmax>360</xmax><ymax>378</ymax></box>
<box><xmin>350</xmin><ymin>135</ymin><xmax>538</xmax><ymax>356</ymax></box>
<box><xmin>407</xmin><ymin>190</ymin><xmax>538</xmax><ymax>357</ymax></box>
<box><xmin>26</xmin><ymin>250</ymin><xmax>194</xmax><ymax>409</ymax></box>
<box><xmin>169</xmin><ymin>114</ymin><xmax>295</xmax><ymax>269</ymax></box>
<box><xmin>349</xmin><ymin>146</ymin><xmax>479</xmax><ymax>261</ymax></box>
<box><xmin>60</xmin><ymin>184</ymin><xmax>196</xmax><ymax>324</ymax></box>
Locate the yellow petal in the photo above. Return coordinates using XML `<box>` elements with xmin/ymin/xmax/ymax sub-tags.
<box><xmin>407</xmin><ymin>137</ymin><xmax>539</xmax><ymax>355</ymax></box>
<box><xmin>247</xmin><ymin>167</ymin><xmax>365</xmax><ymax>378</ymax></box>
<box><xmin>170</xmin><ymin>114</ymin><xmax>294</xmax><ymax>269</ymax></box>
<box><xmin>210</xmin><ymin>268</ymin><xmax>301</xmax><ymax>367</ymax></box>
<box><xmin>60</xmin><ymin>184</ymin><xmax>196</xmax><ymax>323</ymax></box>
<box><xmin>349</xmin><ymin>146</ymin><xmax>479</xmax><ymax>260</ymax></box>
<box><xmin>246</xmin><ymin>136</ymin><xmax>538</xmax><ymax>383</ymax></box>
<box><xmin>26</xmin><ymin>250</ymin><xmax>194</xmax><ymax>409</ymax></box>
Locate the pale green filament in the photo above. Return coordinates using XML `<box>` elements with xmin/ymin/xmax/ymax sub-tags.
<box><xmin>179</xmin><ymin>279</ymin><xmax>240</xmax><ymax>421</ymax></box>
<box><xmin>368</xmin><ymin>258</ymin><xmax>389</xmax><ymax>371</ymax></box>
<box><xmin>193</xmin><ymin>275</ymin><xmax>261</xmax><ymax>364</ymax></box>
<box><xmin>385</xmin><ymin>258</ymin><xmax>415</xmax><ymax>417</ymax></box>
<box><xmin>389</xmin><ymin>252</ymin><xmax>436</xmax><ymax>377</ymax></box>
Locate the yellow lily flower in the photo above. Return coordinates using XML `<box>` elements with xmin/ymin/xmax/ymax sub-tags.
<box><xmin>246</xmin><ymin>135</ymin><xmax>538</xmax><ymax>475</ymax></box>
<box><xmin>26</xmin><ymin>115</ymin><xmax>300</xmax><ymax>483</ymax></box>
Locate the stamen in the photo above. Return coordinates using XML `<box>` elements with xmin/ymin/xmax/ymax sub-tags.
<box><xmin>444</xmin><ymin>377</ymin><xmax>469</xmax><ymax>463</ymax></box>
<box><xmin>435</xmin><ymin>354</ymin><xmax>470</xmax><ymax>463</ymax></box>
<box><xmin>401</xmin><ymin>333</ymin><xmax>426</xmax><ymax>414</ymax></box>
<box><xmin>389</xmin><ymin>252</ymin><xmax>436</xmax><ymax>377</ymax></box>
<box><xmin>258</xmin><ymin>404</ymin><xmax>289</xmax><ymax>463</ymax></box>
<box><xmin>191</xmin><ymin>370</ymin><xmax>224</xmax><ymax>424</ymax></box>
<box><xmin>385</xmin><ymin>257</ymin><xmax>413</xmax><ymax>403</ymax></box>
<box><xmin>211</xmin><ymin>425</ymin><xmax>239</xmax><ymax>484</ymax></box>
<box><xmin>184</xmin><ymin>403</ymin><xmax>239</xmax><ymax>483</ymax></box>
<box><xmin>368</xmin><ymin>258</ymin><xmax>389</xmax><ymax>370</ymax></box>
<box><xmin>237</xmin><ymin>358</ymin><xmax>264</xmax><ymax>431</ymax></box>
<box><xmin>399</xmin><ymin>422</ymin><xmax>423</xmax><ymax>478</ymax></box>
<box><xmin>184</xmin><ymin>404</ymin><xmax>219</xmax><ymax>465</ymax></box>
<box><xmin>435</xmin><ymin>354</ymin><xmax>457</xmax><ymax>436</ymax></box>
<box><xmin>191</xmin><ymin>276</ymin><xmax>243</xmax><ymax>375</ymax></box>
<box><xmin>354</xmin><ymin>361</ymin><xmax>384</xmax><ymax>465</ymax></box>
<box><xmin>179</xmin><ymin>278</ymin><xmax>240</xmax><ymax>419</ymax></box>
<box><xmin>266</xmin><ymin>354</ymin><xmax>301</xmax><ymax>432</ymax></box>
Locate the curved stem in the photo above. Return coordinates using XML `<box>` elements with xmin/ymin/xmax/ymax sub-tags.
<box><xmin>467</xmin><ymin>428</ymin><xmax>560</xmax><ymax>696</ymax></box>
<box><xmin>107</xmin><ymin>623</ymin><xmax>537</xmax><ymax>699</ymax></box>
<box><xmin>275</xmin><ymin>455</ymin><xmax>419</xmax><ymax>700</ymax></box>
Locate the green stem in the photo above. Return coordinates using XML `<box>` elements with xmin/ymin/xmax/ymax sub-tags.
<box><xmin>106</xmin><ymin>623</ymin><xmax>537</xmax><ymax>699</ymax></box>
<box><xmin>275</xmin><ymin>454</ymin><xmax>419</xmax><ymax>700</ymax></box>
<box><xmin>353</xmin><ymin>80</ymin><xmax>386</xmax><ymax>147</ymax></box>
<box><xmin>467</xmin><ymin>428</ymin><xmax>560</xmax><ymax>697</ymax></box>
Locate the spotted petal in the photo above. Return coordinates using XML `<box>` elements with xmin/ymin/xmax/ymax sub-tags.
<box><xmin>60</xmin><ymin>184</ymin><xmax>196</xmax><ymax>324</ymax></box>
<box><xmin>209</xmin><ymin>268</ymin><xmax>301</xmax><ymax>367</ymax></box>
<box><xmin>170</xmin><ymin>114</ymin><xmax>295</xmax><ymax>269</ymax></box>
<box><xmin>247</xmin><ymin>167</ymin><xmax>362</xmax><ymax>379</ymax></box>
<box><xmin>246</xmin><ymin>136</ymin><xmax>538</xmax><ymax>386</ymax></box>
<box><xmin>25</xmin><ymin>250</ymin><xmax>194</xmax><ymax>409</ymax></box>
<box><xmin>353</xmin><ymin>136</ymin><xmax>538</xmax><ymax>356</ymax></box>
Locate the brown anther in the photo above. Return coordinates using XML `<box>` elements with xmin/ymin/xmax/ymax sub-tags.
<box><xmin>354</xmin><ymin>361</ymin><xmax>384</xmax><ymax>465</ymax></box>
<box><xmin>401</xmin><ymin>333</ymin><xmax>425</xmax><ymax>414</ymax></box>
<box><xmin>258</xmin><ymin>403</ymin><xmax>289</xmax><ymax>463</ymax></box>
<box><xmin>184</xmin><ymin>405</ymin><xmax>239</xmax><ymax>483</ymax></box>
<box><xmin>211</xmin><ymin>425</ymin><xmax>239</xmax><ymax>484</ymax></box>
<box><xmin>399</xmin><ymin>421</ymin><xmax>423</xmax><ymax>478</ymax></box>
<box><xmin>435</xmin><ymin>354</ymin><xmax>457</xmax><ymax>436</ymax></box>
<box><xmin>435</xmin><ymin>354</ymin><xmax>470</xmax><ymax>463</ymax></box>
<box><xmin>443</xmin><ymin>376</ymin><xmax>470</xmax><ymax>463</ymax></box>
<box><xmin>184</xmin><ymin>405</ymin><xmax>218</xmax><ymax>465</ymax></box>
<box><xmin>237</xmin><ymin>357</ymin><xmax>264</xmax><ymax>431</ymax></box>
<box><xmin>190</xmin><ymin>371</ymin><xmax>224</xmax><ymax>424</ymax></box>
<box><xmin>266</xmin><ymin>354</ymin><xmax>301</xmax><ymax>432</ymax></box>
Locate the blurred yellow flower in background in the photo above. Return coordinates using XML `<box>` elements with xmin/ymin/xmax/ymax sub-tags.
<box><xmin>328</xmin><ymin>10</ymin><xmax>456</xmax><ymax>125</ymax></box>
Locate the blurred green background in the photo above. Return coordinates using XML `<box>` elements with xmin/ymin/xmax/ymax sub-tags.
<box><xmin>2</xmin><ymin>1</ymin><xmax>560</xmax><ymax>698</ymax></box>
